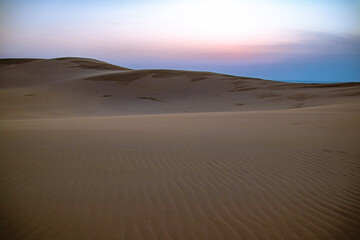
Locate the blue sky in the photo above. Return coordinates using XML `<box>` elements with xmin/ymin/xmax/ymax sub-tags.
<box><xmin>0</xmin><ymin>0</ymin><xmax>359</xmax><ymax>82</ymax></box>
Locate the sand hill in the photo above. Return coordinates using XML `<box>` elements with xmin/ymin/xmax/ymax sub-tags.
<box><xmin>0</xmin><ymin>58</ymin><xmax>359</xmax><ymax>239</ymax></box>
<box><xmin>1</xmin><ymin>57</ymin><xmax>359</xmax><ymax>118</ymax></box>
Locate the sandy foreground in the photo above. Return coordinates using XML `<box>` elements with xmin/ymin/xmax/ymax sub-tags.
<box><xmin>1</xmin><ymin>58</ymin><xmax>360</xmax><ymax>239</ymax></box>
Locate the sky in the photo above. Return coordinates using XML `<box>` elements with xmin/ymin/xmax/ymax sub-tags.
<box><xmin>0</xmin><ymin>0</ymin><xmax>359</xmax><ymax>82</ymax></box>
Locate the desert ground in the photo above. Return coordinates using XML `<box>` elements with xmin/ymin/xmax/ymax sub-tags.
<box><xmin>0</xmin><ymin>57</ymin><xmax>359</xmax><ymax>239</ymax></box>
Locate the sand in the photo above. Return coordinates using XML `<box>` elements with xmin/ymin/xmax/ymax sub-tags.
<box><xmin>1</xmin><ymin>58</ymin><xmax>360</xmax><ymax>239</ymax></box>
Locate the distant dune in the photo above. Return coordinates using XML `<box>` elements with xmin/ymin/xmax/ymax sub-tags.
<box><xmin>0</xmin><ymin>58</ymin><xmax>359</xmax><ymax>240</ymax></box>
<box><xmin>1</xmin><ymin>57</ymin><xmax>359</xmax><ymax>118</ymax></box>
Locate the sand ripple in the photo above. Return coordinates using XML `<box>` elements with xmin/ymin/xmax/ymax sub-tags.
<box><xmin>1</xmin><ymin>111</ymin><xmax>359</xmax><ymax>240</ymax></box>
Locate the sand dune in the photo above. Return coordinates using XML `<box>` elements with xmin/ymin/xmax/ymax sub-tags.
<box><xmin>0</xmin><ymin>58</ymin><xmax>360</xmax><ymax>239</ymax></box>
<box><xmin>1</xmin><ymin>57</ymin><xmax>359</xmax><ymax>118</ymax></box>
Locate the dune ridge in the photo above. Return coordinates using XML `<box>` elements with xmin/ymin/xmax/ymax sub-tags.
<box><xmin>0</xmin><ymin>57</ymin><xmax>360</xmax><ymax>239</ymax></box>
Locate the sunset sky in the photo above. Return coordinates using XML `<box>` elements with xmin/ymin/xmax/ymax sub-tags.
<box><xmin>0</xmin><ymin>0</ymin><xmax>359</xmax><ymax>82</ymax></box>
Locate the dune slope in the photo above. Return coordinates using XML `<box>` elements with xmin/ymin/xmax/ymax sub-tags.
<box><xmin>1</xmin><ymin>57</ymin><xmax>359</xmax><ymax>118</ymax></box>
<box><xmin>0</xmin><ymin>58</ymin><xmax>360</xmax><ymax>240</ymax></box>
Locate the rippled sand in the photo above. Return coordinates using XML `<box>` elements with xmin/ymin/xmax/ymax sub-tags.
<box><xmin>1</xmin><ymin>58</ymin><xmax>360</xmax><ymax>239</ymax></box>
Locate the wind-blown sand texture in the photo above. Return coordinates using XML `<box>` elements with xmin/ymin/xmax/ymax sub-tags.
<box><xmin>1</xmin><ymin>58</ymin><xmax>360</xmax><ymax>240</ymax></box>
